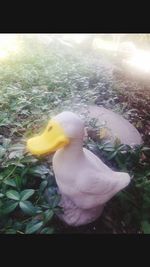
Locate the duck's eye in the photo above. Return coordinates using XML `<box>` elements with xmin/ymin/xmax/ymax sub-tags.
<box><xmin>48</xmin><ymin>125</ymin><xmax>53</xmax><ymax>132</ymax></box>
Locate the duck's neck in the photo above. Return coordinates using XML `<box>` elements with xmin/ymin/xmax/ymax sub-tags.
<box><xmin>60</xmin><ymin>138</ymin><xmax>84</xmax><ymax>158</ymax></box>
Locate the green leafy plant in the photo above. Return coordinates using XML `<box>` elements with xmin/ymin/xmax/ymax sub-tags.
<box><xmin>0</xmin><ymin>136</ymin><xmax>61</xmax><ymax>233</ymax></box>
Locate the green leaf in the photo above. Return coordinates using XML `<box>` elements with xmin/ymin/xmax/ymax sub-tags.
<box><xmin>19</xmin><ymin>200</ymin><xmax>36</xmax><ymax>215</ymax></box>
<box><xmin>25</xmin><ymin>221</ymin><xmax>43</xmax><ymax>234</ymax></box>
<box><xmin>2</xmin><ymin>138</ymin><xmax>11</xmax><ymax>149</ymax></box>
<box><xmin>9</xmin><ymin>143</ymin><xmax>25</xmax><ymax>151</ymax></box>
<box><xmin>0</xmin><ymin>193</ymin><xmax>4</xmax><ymax>198</ymax></box>
<box><xmin>6</xmin><ymin>190</ymin><xmax>20</xmax><ymax>200</ymax></box>
<box><xmin>103</xmin><ymin>147</ymin><xmax>115</xmax><ymax>152</ymax></box>
<box><xmin>107</xmin><ymin>150</ymin><xmax>118</xmax><ymax>160</ymax></box>
<box><xmin>0</xmin><ymin>175</ymin><xmax>4</xmax><ymax>180</ymax></box>
<box><xmin>5</xmin><ymin>229</ymin><xmax>17</xmax><ymax>234</ymax></box>
<box><xmin>0</xmin><ymin>146</ymin><xmax>6</xmax><ymax>158</ymax></box>
<box><xmin>8</xmin><ymin>150</ymin><xmax>23</xmax><ymax>159</ymax></box>
<box><xmin>40</xmin><ymin>227</ymin><xmax>54</xmax><ymax>234</ymax></box>
<box><xmin>39</xmin><ymin>181</ymin><xmax>48</xmax><ymax>192</ymax></box>
<box><xmin>20</xmin><ymin>189</ymin><xmax>35</xmax><ymax>201</ymax></box>
<box><xmin>9</xmin><ymin>161</ymin><xmax>25</xmax><ymax>168</ymax></box>
<box><xmin>2</xmin><ymin>201</ymin><xmax>18</xmax><ymax>214</ymax></box>
<box><xmin>21</xmin><ymin>156</ymin><xmax>38</xmax><ymax>164</ymax></box>
<box><xmin>4</xmin><ymin>178</ymin><xmax>17</xmax><ymax>188</ymax></box>
<box><xmin>21</xmin><ymin>167</ymin><xmax>30</xmax><ymax>178</ymax></box>
<box><xmin>13</xmin><ymin>221</ymin><xmax>23</xmax><ymax>231</ymax></box>
<box><xmin>141</xmin><ymin>221</ymin><xmax>150</xmax><ymax>234</ymax></box>
<box><xmin>44</xmin><ymin>209</ymin><xmax>54</xmax><ymax>223</ymax></box>
<box><xmin>29</xmin><ymin>165</ymin><xmax>49</xmax><ymax>176</ymax></box>
<box><xmin>15</xmin><ymin>176</ymin><xmax>22</xmax><ymax>189</ymax></box>
<box><xmin>49</xmin><ymin>195</ymin><xmax>61</xmax><ymax>208</ymax></box>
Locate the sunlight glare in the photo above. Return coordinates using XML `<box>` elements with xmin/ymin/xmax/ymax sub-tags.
<box><xmin>62</xmin><ymin>34</ymin><xmax>89</xmax><ymax>44</ymax></box>
<box><xmin>125</xmin><ymin>49</ymin><xmax>150</xmax><ymax>73</ymax></box>
<box><xmin>0</xmin><ymin>34</ymin><xmax>19</xmax><ymax>59</ymax></box>
<box><xmin>93</xmin><ymin>37</ymin><xmax>150</xmax><ymax>73</ymax></box>
<box><xmin>93</xmin><ymin>38</ymin><xmax>117</xmax><ymax>51</ymax></box>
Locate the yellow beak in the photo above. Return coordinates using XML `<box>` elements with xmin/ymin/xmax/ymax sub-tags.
<box><xmin>27</xmin><ymin>120</ymin><xmax>70</xmax><ymax>156</ymax></box>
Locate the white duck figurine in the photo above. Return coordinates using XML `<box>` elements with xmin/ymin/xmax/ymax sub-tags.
<box><xmin>27</xmin><ymin>111</ymin><xmax>131</xmax><ymax>226</ymax></box>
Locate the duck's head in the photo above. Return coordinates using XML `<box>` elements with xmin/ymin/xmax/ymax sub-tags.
<box><xmin>27</xmin><ymin>111</ymin><xmax>84</xmax><ymax>156</ymax></box>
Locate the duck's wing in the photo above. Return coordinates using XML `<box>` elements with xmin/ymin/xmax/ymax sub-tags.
<box><xmin>79</xmin><ymin>171</ymin><xmax>130</xmax><ymax>205</ymax></box>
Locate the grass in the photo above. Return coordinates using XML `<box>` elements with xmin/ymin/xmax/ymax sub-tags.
<box><xmin>0</xmin><ymin>36</ymin><xmax>150</xmax><ymax>233</ymax></box>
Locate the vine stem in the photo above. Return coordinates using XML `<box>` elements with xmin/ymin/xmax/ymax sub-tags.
<box><xmin>3</xmin><ymin>159</ymin><xmax>21</xmax><ymax>181</ymax></box>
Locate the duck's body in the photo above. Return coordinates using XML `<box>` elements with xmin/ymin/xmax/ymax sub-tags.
<box><xmin>53</xmin><ymin>140</ymin><xmax>130</xmax><ymax>226</ymax></box>
<box><xmin>27</xmin><ymin>111</ymin><xmax>131</xmax><ymax>226</ymax></box>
